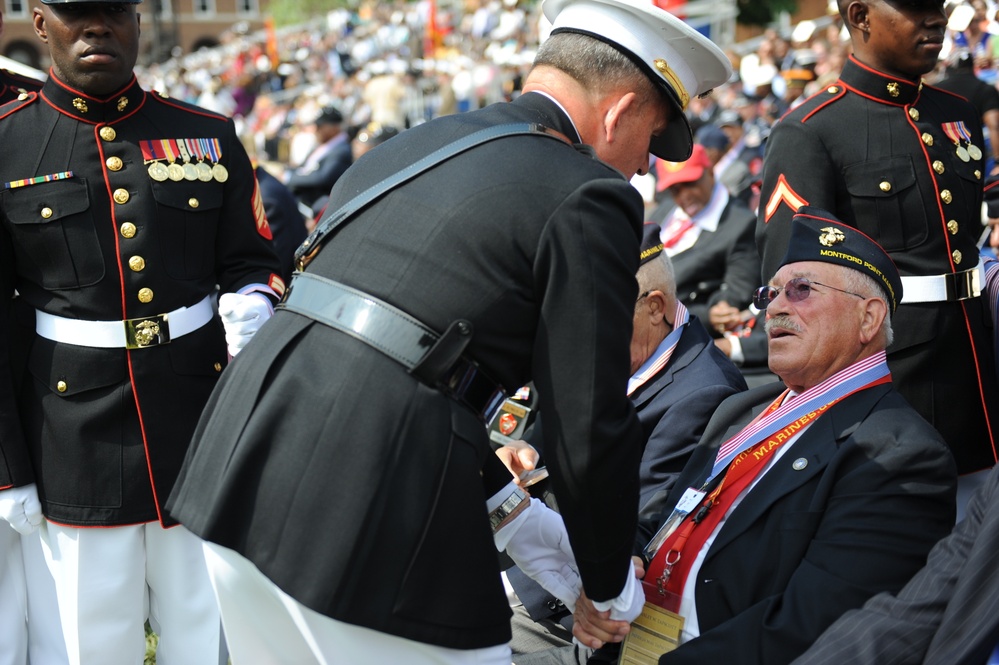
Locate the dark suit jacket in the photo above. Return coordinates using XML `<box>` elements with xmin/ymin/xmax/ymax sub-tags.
<box><xmin>635</xmin><ymin>380</ymin><xmax>956</xmax><ymax>665</ymax></box>
<box><xmin>632</xmin><ymin>318</ymin><xmax>748</xmax><ymax>515</ymax></box>
<box><xmin>793</xmin><ymin>466</ymin><xmax>999</xmax><ymax>665</ymax></box>
<box><xmin>757</xmin><ymin>55</ymin><xmax>999</xmax><ymax>473</ymax></box>
<box><xmin>652</xmin><ymin>196</ymin><xmax>760</xmax><ymax>322</ymax></box>
<box><xmin>168</xmin><ymin>92</ymin><xmax>646</xmax><ymax>649</ymax></box>
<box><xmin>286</xmin><ymin>134</ymin><xmax>352</xmax><ymax>211</ymax></box>
<box><xmin>512</xmin><ymin>318</ymin><xmax>747</xmax><ymax>627</ymax></box>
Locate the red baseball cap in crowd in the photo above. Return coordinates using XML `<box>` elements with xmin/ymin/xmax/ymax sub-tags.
<box><xmin>656</xmin><ymin>144</ymin><xmax>711</xmax><ymax>190</ymax></box>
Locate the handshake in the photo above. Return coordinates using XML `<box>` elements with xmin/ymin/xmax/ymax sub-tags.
<box><xmin>490</xmin><ymin>478</ymin><xmax>645</xmax><ymax>648</ymax></box>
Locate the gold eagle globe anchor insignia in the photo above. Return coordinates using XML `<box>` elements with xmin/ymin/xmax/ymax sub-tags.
<box><xmin>133</xmin><ymin>320</ymin><xmax>160</xmax><ymax>347</ymax></box>
<box><xmin>818</xmin><ymin>226</ymin><xmax>846</xmax><ymax>247</ymax></box>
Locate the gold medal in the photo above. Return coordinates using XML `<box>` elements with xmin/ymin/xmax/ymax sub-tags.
<box><xmin>212</xmin><ymin>163</ymin><xmax>229</xmax><ymax>183</ymax></box>
<box><xmin>182</xmin><ymin>162</ymin><xmax>199</xmax><ymax>181</ymax></box>
<box><xmin>147</xmin><ymin>162</ymin><xmax>169</xmax><ymax>182</ymax></box>
<box><xmin>967</xmin><ymin>143</ymin><xmax>983</xmax><ymax>161</ymax></box>
<box><xmin>196</xmin><ymin>162</ymin><xmax>213</xmax><ymax>182</ymax></box>
<box><xmin>167</xmin><ymin>163</ymin><xmax>185</xmax><ymax>181</ymax></box>
<box><xmin>956</xmin><ymin>145</ymin><xmax>970</xmax><ymax>162</ymax></box>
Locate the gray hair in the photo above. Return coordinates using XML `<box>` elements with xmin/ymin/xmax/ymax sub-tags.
<box><xmin>637</xmin><ymin>250</ymin><xmax>677</xmax><ymax>302</ymax></box>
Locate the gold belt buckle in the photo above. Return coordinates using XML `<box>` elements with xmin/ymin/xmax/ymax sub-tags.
<box><xmin>123</xmin><ymin>314</ymin><xmax>171</xmax><ymax>349</ymax></box>
<box><xmin>945</xmin><ymin>266</ymin><xmax>982</xmax><ymax>301</ymax></box>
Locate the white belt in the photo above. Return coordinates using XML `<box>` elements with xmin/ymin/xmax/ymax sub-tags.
<box><xmin>35</xmin><ymin>295</ymin><xmax>215</xmax><ymax>349</ymax></box>
<box><xmin>900</xmin><ymin>258</ymin><xmax>984</xmax><ymax>304</ymax></box>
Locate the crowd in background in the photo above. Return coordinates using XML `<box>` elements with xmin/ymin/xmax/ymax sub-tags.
<box><xmin>130</xmin><ymin>0</ymin><xmax>999</xmax><ymax>216</ymax></box>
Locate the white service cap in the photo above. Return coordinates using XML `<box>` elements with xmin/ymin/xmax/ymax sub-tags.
<box><xmin>542</xmin><ymin>0</ymin><xmax>732</xmax><ymax>160</ymax></box>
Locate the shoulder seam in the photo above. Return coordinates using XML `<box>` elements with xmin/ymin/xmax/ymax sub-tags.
<box><xmin>800</xmin><ymin>90</ymin><xmax>844</xmax><ymax>124</ymax></box>
<box><xmin>0</xmin><ymin>92</ymin><xmax>38</xmax><ymax>121</ymax></box>
<box><xmin>150</xmin><ymin>92</ymin><xmax>229</xmax><ymax>121</ymax></box>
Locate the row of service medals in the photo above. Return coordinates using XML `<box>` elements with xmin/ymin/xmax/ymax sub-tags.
<box><xmin>942</xmin><ymin>121</ymin><xmax>983</xmax><ymax>162</ymax></box>
<box><xmin>140</xmin><ymin>138</ymin><xmax>229</xmax><ymax>183</ymax></box>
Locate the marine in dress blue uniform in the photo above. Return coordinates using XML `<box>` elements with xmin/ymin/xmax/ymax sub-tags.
<box><xmin>758</xmin><ymin>34</ymin><xmax>999</xmax><ymax>475</ymax></box>
<box><xmin>0</xmin><ymin>0</ymin><xmax>282</xmax><ymax>661</ymax></box>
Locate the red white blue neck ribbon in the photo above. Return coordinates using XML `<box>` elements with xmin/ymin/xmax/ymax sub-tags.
<box><xmin>627</xmin><ymin>301</ymin><xmax>689</xmax><ymax>396</ymax></box>
<box><xmin>706</xmin><ymin>350</ymin><xmax>891</xmax><ymax>482</ymax></box>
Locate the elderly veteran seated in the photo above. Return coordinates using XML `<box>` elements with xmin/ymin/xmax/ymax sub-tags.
<box><xmin>572</xmin><ymin>207</ymin><xmax>957</xmax><ymax>665</ymax></box>
<box><xmin>504</xmin><ymin>226</ymin><xmax>747</xmax><ymax>657</ymax></box>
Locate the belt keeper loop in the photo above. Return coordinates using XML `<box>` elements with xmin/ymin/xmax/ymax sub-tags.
<box><xmin>409</xmin><ymin>319</ymin><xmax>474</xmax><ymax>385</ymax></box>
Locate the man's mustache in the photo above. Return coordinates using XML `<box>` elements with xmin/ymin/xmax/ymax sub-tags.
<box><xmin>765</xmin><ymin>315</ymin><xmax>803</xmax><ymax>335</ymax></box>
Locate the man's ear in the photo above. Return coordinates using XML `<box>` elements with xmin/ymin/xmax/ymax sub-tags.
<box><xmin>603</xmin><ymin>91</ymin><xmax>637</xmax><ymax>145</ymax></box>
<box><xmin>32</xmin><ymin>7</ymin><xmax>47</xmax><ymax>42</ymax></box>
<box><xmin>858</xmin><ymin>296</ymin><xmax>888</xmax><ymax>345</ymax></box>
<box><xmin>845</xmin><ymin>0</ymin><xmax>870</xmax><ymax>34</ymax></box>
<box><xmin>646</xmin><ymin>290</ymin><xmax>669</xmax><ymax>324</ymax></box>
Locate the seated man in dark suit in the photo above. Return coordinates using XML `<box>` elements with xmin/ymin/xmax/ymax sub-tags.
<box><xmin>505</xmin><ymin>226</ymin><xmax>747</xmax><ymax>657</ymax></box>
<box><xmin>785</xmin><ymin>183</ymin><xmax>999</xmax><ymax>665</ymax></box>
<box><xmin>285</xmin><ymin>105</ymin><xmax>353</xmax><ymax>217</ymax></box>
<box><xmin>647</xmin><ymin>144</ymin><xmax>760</xmax><ymax>327</ymax></box>
<box><xmin>572</xmin><ymin>208</ymin><xmax>957</xmax><ymax>665</ymax></box>
<box><xmin>791</xmin><ymin>461</ymin><xmax>999</xmax><ymax>665</ymax></box>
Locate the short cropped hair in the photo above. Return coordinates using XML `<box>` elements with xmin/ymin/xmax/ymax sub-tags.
<box><xmin>637</xmin><ymin>250</ymin><xmax>677</xmax><ymax>302</ymax></box>
<box><xmin>534</xmin><ymin>32</ymin><xmax>671</xmax><ymax>116</ymax></box>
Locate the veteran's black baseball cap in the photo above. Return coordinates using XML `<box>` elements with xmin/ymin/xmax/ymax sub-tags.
<box><xmin>779</xmin><ymin>206</ymin><xmax>902</xmax><ymax>312</ymax></box>
<box><xmin>639</xmin><ymin>223</ymin><xmax>665</xmax><ymax>267</ymax></box>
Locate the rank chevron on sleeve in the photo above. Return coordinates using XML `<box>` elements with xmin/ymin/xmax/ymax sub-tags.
<box><xmin>765</xmin><ymin>174</ymin><xmax>809</xmax><ymax>222</ymax></box>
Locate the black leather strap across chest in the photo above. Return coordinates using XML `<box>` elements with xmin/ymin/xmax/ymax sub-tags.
<box><xmin>293</xmin><ymin>122</ymin><xmax>571</xmax><ymax>270</ymax></box>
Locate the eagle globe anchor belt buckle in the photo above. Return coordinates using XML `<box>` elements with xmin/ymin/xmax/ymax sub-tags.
<box><xmin>123</xmin><ymin>314</ymin><xmax>171</xmax><ymax>348</ymax></box>
<box><xmin>34</xmin><ymin>295</ymin><xmax>215</xmax><ymax>350</ymax></box>
<box><xmin>279</xmin><ymin>271</ymin><xmax>508</xmax><ymax>425</ymax></box>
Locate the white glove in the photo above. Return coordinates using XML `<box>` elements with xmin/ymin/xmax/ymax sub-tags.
<box><xmin>591</xmin><ymin>558</ymin><xmax>645</xmax><ymax>622</ymax></box>
<box><xmin>218</xmin><ymin>293</ymin><xmax>273</xmax><ymax>357</ymax></box>
<box><xmin>0</xmin><ymin>483</ymin><xmax>43</xmax><ymax>535</ymax></box>
<box><xmin>499</xmin><ymin>497</ymin><xmax>582</xmax><ymax>613</ymax></box>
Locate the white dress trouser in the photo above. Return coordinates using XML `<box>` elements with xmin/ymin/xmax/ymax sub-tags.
<box><xmin>203</xmin><ymin>541</ymin><xmax>513</xmax><ymax>665</ymax></box>
<box><xmin>0</xmin><ymin>522</ymin><xmax>27</xmax><ymax>665</ymax></box>
<box><xmin>25</xmin><ymin>521</ymin><xmax>224</xmax><ymax>665</ymax></box>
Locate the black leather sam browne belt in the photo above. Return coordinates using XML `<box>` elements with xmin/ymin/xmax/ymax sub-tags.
<box><xmin>284</xmin><ymin>123</ymin><xmax>573</xmax><ymax>425</ymax></box>
<box><xmin>279</xmin><ymin>271</ymin><xmax>508</xmax><ymax>425</ymax></box>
